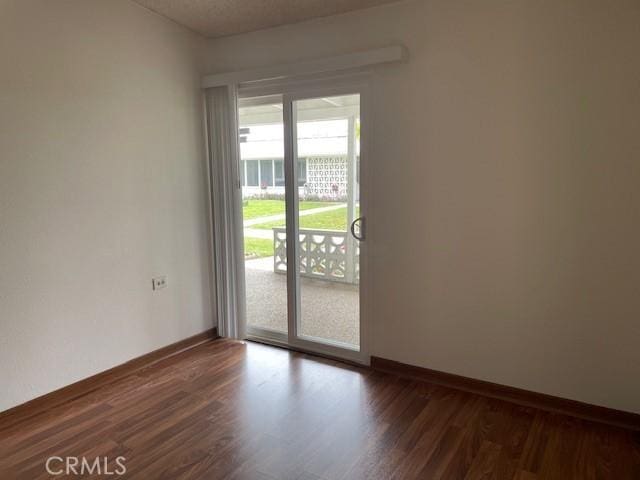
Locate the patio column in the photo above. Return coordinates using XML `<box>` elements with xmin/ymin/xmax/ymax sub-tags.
<box><xmin>345</xmin><ymin>114</ymin><xmax>357</xmax><ymax>284</ymax></box>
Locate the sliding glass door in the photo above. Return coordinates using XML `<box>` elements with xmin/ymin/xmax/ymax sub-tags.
<box><xmin>240</xmin><ymin>85</ymin><xmax>366</xmax><ymax>362</ymax></box>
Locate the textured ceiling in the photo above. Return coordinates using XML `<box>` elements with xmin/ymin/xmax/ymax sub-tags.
<box><xmin>132</xmin><ymin>0</ymin><xmax>401</xmax><ymax>38</ymax></box>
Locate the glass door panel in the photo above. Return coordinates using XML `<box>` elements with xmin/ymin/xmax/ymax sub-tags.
<box><xmin>238</xmin><ymin>95</ymin><xmax>288</xmax><ymax>336</ymax></box>
<box><xmin>293</xmin><ymin>94</ymin><xmax>361</xmax><ymax>350</ymax></box>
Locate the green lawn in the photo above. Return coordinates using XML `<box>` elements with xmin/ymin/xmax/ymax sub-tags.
<box><xmin>243</xmin><ymin>199</ymin><xmax>358</xmax><ymax>258</ymax></box>
<box><xmin>244</xmin><ymin>237</ymin><xmax>274</xmax><ymax>258</ymax></box>
<box><xmin>242</xmin><ymin>199</ymin><xmax>330</xmax><ymax>220</ymax></box>
<box><xmin>254</xmin><ymin>205</ymin><xmax>360</xmax><ymax>231</ymax></box>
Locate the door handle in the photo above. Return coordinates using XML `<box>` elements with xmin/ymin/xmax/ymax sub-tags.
<box><xmin>350</xmin><ymin>216</ymin><xmax>365</xmax><ymax>241</ymax></box>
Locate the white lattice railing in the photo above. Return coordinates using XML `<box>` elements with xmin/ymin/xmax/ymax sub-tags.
<box><xmin>273</xmin><ymin>228</ymin><xmax>359</xmax><ymax>284</ymax></box>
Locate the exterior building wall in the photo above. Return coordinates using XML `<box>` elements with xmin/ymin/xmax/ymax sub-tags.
<box><xmin>241</xmin><ymin>155</ymin><xmax>356</xmax><ymax>201</ymax></box>
<box><xmin>305</xmin><ymin>156</ymin><xmax>348</xmax><ymax>199</ymax></box>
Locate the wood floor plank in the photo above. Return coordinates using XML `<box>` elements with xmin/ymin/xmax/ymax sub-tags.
<box><xmin>462</xmin><ymin>440</ymin><xmax>502</xmax><ymax>480</ymax></box>
<box><xmin>1</xmin><ymin>339</ymin><xmax>638</xmax><ymax>479</ymax></box>
<box><xmin>513</xmin><ymin>470</ymin><xmax>538</xmax><ymax>480</ymax></box>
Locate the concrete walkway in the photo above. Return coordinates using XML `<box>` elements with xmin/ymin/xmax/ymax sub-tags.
<box><xmin>244</xmin><ymin>256</ymin><xmax>359</xmax><ymax>347</ymax></box>
<box><xmin>243</xmin><ymin>203</ymin><xmax>345</xmax><ymax>227</ymax></box>
<box><xmin>244</xmin><ymin>228</ymin><xmax>272</xmax><ymax>239</ymax></box>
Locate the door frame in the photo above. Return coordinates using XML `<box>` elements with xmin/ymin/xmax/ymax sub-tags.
<box><xmin>241</xmin><ymin>74</ymin><xmax>372</xmax><ymax>365</ymax></box>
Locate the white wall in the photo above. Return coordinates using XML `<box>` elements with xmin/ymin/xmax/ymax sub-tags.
<box><xmin>201</xmin><ymin>0</ymin><xmax>640</xmax><ymax>414</ymax></box>
<box><xmin>0</xmin><ymin>0</ymin><xmax>212</xmax><ymax>411</ymax></box>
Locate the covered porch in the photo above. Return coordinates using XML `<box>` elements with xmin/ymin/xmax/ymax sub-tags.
<box><xmin>245</xmin><ymin>257</ymin><xmax>359</xmax><ymax>346</ymax></box>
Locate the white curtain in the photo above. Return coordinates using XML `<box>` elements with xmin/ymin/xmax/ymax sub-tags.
<box><xmin>205</xmin><ymin>86</ymin><xmax>246</xmax><ymax>339</ymax></box>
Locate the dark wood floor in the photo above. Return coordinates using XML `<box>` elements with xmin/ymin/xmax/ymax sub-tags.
<box><xmin>1</xmin><ymin>340</ymin><xmax>638</xmax><ymax>479</ymax></box>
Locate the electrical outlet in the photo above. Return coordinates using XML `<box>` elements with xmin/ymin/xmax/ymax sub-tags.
<box><xmin>152</xmin><ymin>276</ymin><xmax>167</xmax><ymax>291</ymax></box>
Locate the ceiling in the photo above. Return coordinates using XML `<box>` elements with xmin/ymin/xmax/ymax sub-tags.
<box><xmin>132</xmin><ymin>0</ymin><xmax>401</xmax><ymax>38</ymax></box>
